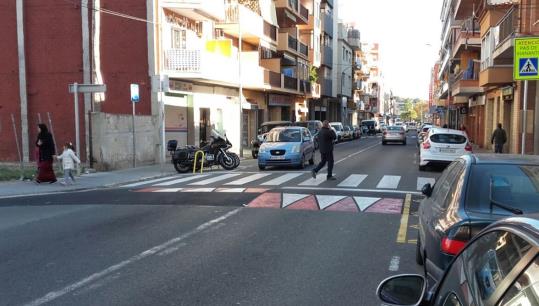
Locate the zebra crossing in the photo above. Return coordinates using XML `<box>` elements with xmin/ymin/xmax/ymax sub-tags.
<box><xmin>124</xmin><ymin>171</ymin><xmax>437</xmax><ymax>193</ymax></box>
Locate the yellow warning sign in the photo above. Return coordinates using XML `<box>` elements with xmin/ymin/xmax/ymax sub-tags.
<box><xmin>514</xmin><ymin>37</ymin><xmax>539</xmax><ymax>80</ymax></box>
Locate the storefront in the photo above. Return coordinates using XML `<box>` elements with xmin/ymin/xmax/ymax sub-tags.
<box><xmin>467</xmin><ymin>95</ymin><xmax>485</xmax><ymax>147</ymax></box>
<box><xmin>267</xmin><ymin>94</ymin><xmax>294</xmax><ymax>121</ymax></box>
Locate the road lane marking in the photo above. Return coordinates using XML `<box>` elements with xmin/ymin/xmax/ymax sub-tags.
<box><xmin>299</xmin><ymin>174</ymin><xmax>335</xmax><ymax>186</ymax></box>
<box><xmin>23</xmin><ymin>208</ymin><xmax>242</xmax><ymax>306</ymax></box>
<box><xmin>188</xmin><ymin>173</ymin><xmax>241</xmax><ymax>185</ymax></box>
<box><xmin>224</xmin><ymin>173</ymin><xmax>272</xmax><ymax>185</ymax></box>
<box><xmin>282</xmin><ymin>193</ymin><xmax>310</xmax><ymax>207</ymax></box>
<box><xmin>335</xmin><ymin>142</ymin><xmax>380</xmax><ymax>165</ymax></box>
<box><xmin>121</xmin><ymin>175</ymin><xmax>179</xmax><ymax>188</ymax></box>
<box><xmin>215</xmin><ymin>188</ymin><xmax>245</xmax><ymax>193</ymax></box>
<box><xmin>396</xmin><ymin>194</ymin><xmax>412</xmax><ymax>243</ymax></box>
<box><xmin>181</xmin><ymin>188</ymin><xmax>215</xmax><ymax>192</ymax></box>
<box><xmin>261</xmin><ymin>173</ymin><xmax>303</xmax><ymax>186</ymax></box>
<box><xmin>153</xmin><ymin>188</ymin><xmax>183</xmax><ymax>192</ymax></box>
<box><xmin>282</xmin><ymin>186</ymin><xmax>422</xmax><ymax>195</ymax></box>
<box><xmin>376</xmin><ymin>175</ymin><xmax>401</xmax><ymax>189</ymax></box>
<box><xmin>316</xmin><ymin>195</ymin><xmax>347</xmax><ymax>209</ymax></box>
<box><xmin>388</xmin><ymin>256</ymin><xmax>400</xmax><ymax>271</ymax></box>
<box><xmin>337</xmin><ymin>174</ymin><xmax>367</xmax><ymax>187</ymax></box>
<box><xmin>416</xmin><ymin>177</ymin><xmax>436</xmax><ymax>191</ymax></box>
<box><xmin>153</xmin><ymin>175</ymin><xmax>209</xmax><ymax>186</ymax></box>
<box><xmin>353</xmin><ymin>196</ymin><xmax>380</xmax><ymax>211</ymax></box>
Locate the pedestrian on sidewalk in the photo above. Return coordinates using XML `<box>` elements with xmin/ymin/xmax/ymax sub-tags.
<box><xmin>311</xmin><ymin>120</ymin><xmax>337</xmax><ymax>181</ymax></box>
<box><xmin>35</xmin><ymin>123</ymin><xmax>57</xmax><ymax>184</ymax></box>
<box><xmin>491</xmin><ymin>123</ymin><xmax>507</xmax><ymax>153</ymax></box>
<box><xmin>56</xmin><ymin>142</ymin><xmax>81</xmax><ymax>185</ymax></box>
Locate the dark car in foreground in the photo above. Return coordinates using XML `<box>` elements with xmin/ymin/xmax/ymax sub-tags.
<box><xmin>417</xmin><ymin>154</ymin><xmax>539</xmax><ymax>286</ymax></box>
<box><xmin>378</xmin><ymin>214</ymin><xmax>539</xmax><ymax>306</ymax></box>
<box><xmin>251</xmin><ymin>121</ymin><xmax>292</xmax><ymax>158</ymax></box>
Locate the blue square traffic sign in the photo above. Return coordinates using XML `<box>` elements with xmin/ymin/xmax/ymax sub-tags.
<box><xmin>518</xmin><ymin>58</ymin><xmax>538</xmax><ymax>77</ymax></box>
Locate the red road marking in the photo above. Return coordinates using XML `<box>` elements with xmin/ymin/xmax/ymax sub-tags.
<box><xmin>286</xmin><ymin>195</ymin><xmax>319</xmax><ymax>211</ymax></box>
<box><xmin>325</xmin><ymin>197</ymin><xmax>359</xmax><ymax>213</ymax></box>
<box><xmin>247</xmin><ymin>193</ymin><xmax>282</xmax><ymax>208</ymax></box>
<box><xmin>365</xmin><ymin>198</ymin><xmax>403</xmax><ymax>214</ymax></box>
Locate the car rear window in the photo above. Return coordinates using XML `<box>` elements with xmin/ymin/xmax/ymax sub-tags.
<box><xmin>387</xmin><ymin>126</ymin><xmax>402</xmax><ymax>131</ymax></box>
<box><xmin>430</xmin><ymin>133</ymin><xmax>466</xmax><ymax>144</ymax></box>
<box><xmin>466</xmin><ymin>164</ymin><xmax>539</xmax><ymax>214</ymax></box>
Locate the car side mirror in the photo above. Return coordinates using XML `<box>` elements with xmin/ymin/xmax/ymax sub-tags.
<box><xmin>376</xmin><ymin>274</ymin><xmax>426</xmax><ymax>306</ymax></box>
<box><xmin>421</xmin><ymin>183</ymin><xmax>433</xmax><ymax>197</ymax></box>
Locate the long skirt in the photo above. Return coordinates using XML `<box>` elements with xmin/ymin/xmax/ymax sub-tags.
<box><xmin>36</xmin><ymin>160</ymin><xmax>57</xmax><ymax>183</ymax></box>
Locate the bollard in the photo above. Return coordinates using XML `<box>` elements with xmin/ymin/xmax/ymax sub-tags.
<box><xmin>193</xmin><ymin>150</ymin><xmax>205</xmax><ymax>174</ymax></box>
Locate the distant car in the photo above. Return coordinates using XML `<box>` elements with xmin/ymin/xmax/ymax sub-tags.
<box><xmin>330</xmin><ymin>122</ymin><xmax>344</xmax><ymax>142</ymax></box>
<box><xmin>379</xmin><ymin>122</ymin><xmax>387</xmax><ymax>131</ymax></box>
<box><xmin>378</xmin><ymin>214</ymin><xmax>539</xmax><ymax>306</ymax></box>
<box><xmin>342</xmin><ymin>126</ymin><xmax>353</xmax><ymax>141</ymax></box>
<box><xmin>418</xmin><ymin>127</ymin><xmax>471</xmax><ymax>171</ymax></box>
<box><xmin>408</xmin><ymin>122</ymin><xmax>417</xmax><ymax>131</ymax></box>
<box><xmin>294</xmin><ymin>120</ymin><xmax>322</xmax><ymax>150</ymax></box>
<box><xmin>361</xmin><ymin>120</ymin><xmax>377</xmax><ymax>135</ymax></box>
<box><xmin>251</xmin><ymin>121</ymin><xmax>292</xmax><ymax>158</ymax></box>
<box><xmin>382</xmin><ymin>126</ymin><xmax>406</xmax><ymax>145</ymax></box>
<box><xmin>352</xmin><ymin>125</ymin><xmax>362</xmax><ymax>139</ymax></box>
<box><xmin>257</xmin><ymin>126</ymin><xmax>315</xmax><ymax>170</ymax></box>
<box><xmin>416</xmin><ymin>154</ymin><xmax>539</xmax><ymax>285</ymax></box>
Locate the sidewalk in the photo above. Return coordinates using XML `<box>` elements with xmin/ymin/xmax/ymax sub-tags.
<box><xmin>0</xmin><ymin>164</ymin><xmax>177</xmax><ymax>198</ymax></box>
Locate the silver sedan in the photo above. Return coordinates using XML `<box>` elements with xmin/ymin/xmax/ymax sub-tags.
<box><xmin>382</xmin><ymin>126</ymin><xmax>406</xmax><ymax>145</ymax></box>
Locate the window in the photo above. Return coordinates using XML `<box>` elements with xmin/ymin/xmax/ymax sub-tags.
<box><xmin>431</xmin><ymin>162</ymin><xmax>460</xmax><ymax>209</ymax></box>
<box><xmin>430</xmin><ymin>133</ymin><xmax>467</xmax><ymax>144</ymax></box>
<box><xmin>499</xmin><ymin>256</ymin><xmax>539</xmax><ymax>305</ymax></box>
<box><xmin>466</xmin><ymin>165</ymin><xmax>539</xmax><ymax>215</ymax></box>
<box><xmin>172</xmin><ymin>28</ymin><xmax>186</xmax><ymax>49</ymax></box>
<box><xmin>461</xmin><ymin>230</ymin><xmax>531</xmax><ymax>304</ymax></box>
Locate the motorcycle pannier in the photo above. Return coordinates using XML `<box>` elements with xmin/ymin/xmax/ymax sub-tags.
<box><xmin>174</xmin><ymin>148</ymin><xmax>190</xmax><ymax>161</ymax></box>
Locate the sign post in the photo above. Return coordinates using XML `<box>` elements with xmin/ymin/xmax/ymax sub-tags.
<box><xmin>130</xmin><ymin>84</ymin><xmax>140</xmax><ymax>168</ymax></box>
<box><xmin>514</xmin><ymin>37</ymin><xmax>539</xmax><ymax>155</ymax></box>
<box><xmin>68</xmin><ymin>83</ymin><xmax>106</xmax><ymax>174</ymax></box>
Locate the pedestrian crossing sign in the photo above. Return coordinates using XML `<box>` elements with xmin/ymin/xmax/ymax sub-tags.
<box><xmin>514</xmin><ymin>37</ymin><xmax>539</xmax><ymax>80</ymax></box>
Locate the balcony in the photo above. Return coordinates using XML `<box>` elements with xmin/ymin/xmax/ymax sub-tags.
<box><xmin>217</xmin><ymin>3</ymin><xmax>277</xmax><ymax>46</ymax></box>
<box><xmin>451</xmin><ymin>71</ymin><xmax>483</xmax><ymax>96</ymax></box>
<box><xmin>162</xmin><ymin>0</ymin><xmax>225</xmax><ymax>21</ymax></box>
<box><xmin>321</xmin><ymin>12</ymin><xmax>333</xmax><ymax>36</ymax></box>
<box><xmin>479</xmin><ymin>66</ymin><xmax>513</xmax><ymax>87</ymax></box>
<box><xmin>277</xmin><ymin>32</ymin><xmax>309</xmax><ymax>59</ymax></box>
<box><xmin>283</xmin><ymin>75</ymin><xmax>298</xmax><ymax>90</ymax></box>
<box><xmin>309</xmin><ymin>82</ymin><xmax>321</xmax><ymax>98</ymax></box>
<box><xmin>299</xmin><ymin>42</ymin><xmax>309</xmax><ymax>57</ymax></box>
<box><xmin>321</xmin><ymin>45</ymin><xmax>333</xmax><ymax>67</ymax></box>
<box><xmin>453</xmin><ymin>0</ymin><xmax>478</xmax><ymax>20</ymax></box>
<box><xmin>452</xmin><ymin>21</ymin><xmax>480</xmax><ymax>58</ymax></box>
<box><xmin>320</xmin><ymin>77</ymin><xmax>333</xmax><ymax>97</ymax></box>
<box><xmin>265</xmin><ymin>70</ymin><xmax>282</xmax><ymax>88</ymax></box>
<box><xmin>275</xmin><ymin>0</ymin><xmax>308</xmax><ymax>26</ymax></box>
<box><xmin>163</xmin><ymin>48</ymin><xmax>239</xmax><ymax>85</ymax></box>
<box><xmin>493</xmin><ymin>7</ymin><xmax>517</xmax><ymax>62</ymax></box>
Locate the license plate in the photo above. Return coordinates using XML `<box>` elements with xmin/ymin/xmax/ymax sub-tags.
<box><xmin>270</xmin><ymin>155</ymin><xmax>285</xmax><ymax>160</ymax></box>
<box><xmin>206</xmin><ymin>154</ymin><xmax>214</xmax><ymax>161</ymax></box>
<box><xmin>440</xmin><ymin>148</ymin><xmax>456</xmax><ymax>153</ymax></box>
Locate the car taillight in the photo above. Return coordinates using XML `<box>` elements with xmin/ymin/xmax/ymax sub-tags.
<box><xmin>465</xmin><ymin>142</ymin><xmax>472</xmax><ymax>152</ymax></box>
<box><xmin>441</xmin><ymin>225</ymin><xmax>471</xmax><ymax>255</ymax></box>
<box><xmin>383</xmin><ymin>131</ymin><xmax>387</xmax><ymax>136</ymax></box>
<box><xmin>422</xmin><ymin>140</ymin><xmax>431</xmax><ymax>149</ymax></box>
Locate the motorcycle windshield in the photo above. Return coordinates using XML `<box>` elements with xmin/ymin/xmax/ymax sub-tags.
<box><xmin>211</xmin><ymin>130</ymin><xmax>225</xmax><ymax>140</ymax></box>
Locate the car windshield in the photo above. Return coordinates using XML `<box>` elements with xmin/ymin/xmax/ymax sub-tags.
<box><xmin>265</xmin><ymin>129</ymin><xmax>301</xmax><ymax>142</ymax></box>
<box><xmin>331</xmin><ymin>124</ymin><xmax>342</xmax><ymax>131</ymax></box>
<box><xmin>466</xmin><ymin>164</ymin><xmax>539</xmax><ymax>214</ymax></box>
<box><xmin>260</xmin><ymin>124</ymin><xmax>286</xmax><ymax>134</ymax></box>
<box><xmin>430</xmin><ymin>133</ymin><xmax>466</xmax><ymax>144</ymax></box>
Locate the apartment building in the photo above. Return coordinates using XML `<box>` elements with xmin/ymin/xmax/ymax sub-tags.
<box><xmin>336</xmin><ymin>22</ymin><xmax>354</xmax><ymax>125</ymax></box>
<box><xmin>435</xmin><ymin>0</ymin><xmax>539</xmax><ymax>154</ymax></box>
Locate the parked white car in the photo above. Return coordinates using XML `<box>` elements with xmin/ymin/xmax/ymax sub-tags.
<box><xmin>418</xmin><ymin>127</ymin><xmax>472</xmax><ymax>171</ymax></box>
<box><xmin>330</xmin><ymin>122</ymin><xmax>344</xmax><ymax>142</ymax></box>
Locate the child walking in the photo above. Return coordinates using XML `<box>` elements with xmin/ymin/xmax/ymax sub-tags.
<box><xmin>56</xmin><ymin>142</ymin><xmax>81</xmax><ymax>185</ymax></box>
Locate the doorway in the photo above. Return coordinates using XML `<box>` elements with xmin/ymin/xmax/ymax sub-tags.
<box><xmin>200</xmin><ymin>108</ymin><xmax>210</xmax><ymax>145</ymax></box>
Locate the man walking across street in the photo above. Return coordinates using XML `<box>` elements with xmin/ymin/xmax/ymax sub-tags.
<box><xmin>312</xmin><ymin>120</ymin><xmax>337</xmax><ymax>180</ymax></box>
<box><xmin>491</xmin><ymin>123</ymin><xmax>507</xmax><ymax>153</ymax></box>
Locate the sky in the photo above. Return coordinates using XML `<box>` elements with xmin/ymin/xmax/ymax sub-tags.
<box><xmin>338</xmin><ymin>0</ymin><xmax>442</xmax><ymax>100</ymax></box>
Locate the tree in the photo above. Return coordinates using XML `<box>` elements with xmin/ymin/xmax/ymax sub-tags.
<box><xmin>400</xmin><ymin>100</ymin><xmax>417</xmax><ymax>121</ymax></box>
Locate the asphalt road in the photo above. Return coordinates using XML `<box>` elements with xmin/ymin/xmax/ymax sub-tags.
<box><xmin>0</xmin><ymin>131</ymin><xmax>444</xmax><ymax>306</ymax></box>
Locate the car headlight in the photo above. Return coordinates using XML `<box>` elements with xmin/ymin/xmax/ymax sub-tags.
<box><xmin>259</xmin><ymin>146</ymin><xmax>267</xmax><ymax>153</ymax></box>
<box><xmin>291</xmin><ymin>145</ymin><xmax>300</xmax><ymax>153</ymax></box>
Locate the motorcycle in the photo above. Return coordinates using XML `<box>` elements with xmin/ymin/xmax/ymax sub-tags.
<box><xmin>167</xmin><ymin>130</ymin><xmax>239</xmax><ymax>173</ymax></box>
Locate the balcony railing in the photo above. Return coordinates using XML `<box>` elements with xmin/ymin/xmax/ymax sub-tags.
<box><xmin>164</xmin><ymin>49</ymin><xmax>201</xmax><ymax>72</ymax></box>
<box><xmin>497</xmin><ymin>7</ymin><xmax>517</xmax><ymax>45</ymax></box>
<box><xmin>268</xmin><ymin>71</ymin><xmax>282</xmax><ymax>87</ymax></box>
<box><xmin>299</xmin><ymin>42</ymin><xmax>308</xmax><ymax>57</ymax></box>
<box><xmin>288</xmin><ymin>35</ymin><xmax>298</xmax><ymax>51</ymax></box>
<box><xmin>299</xmin><ymin>4</ymin><xmax>309</xmax><ymax>20</ymax></box>
<box><xmin>320</xmin><ymin>78</ymin><xmax>333</xmax><ymax>97</ymax></box>
<box><xmin>263</xmin><ymin>21</ymin><xmax>277</xmax><ymax>41</ymax></box>
<box><xmin>323</xmin><ymin>12</ymin><xmax>333</xmax><ymax>35</ymax></box>
<box><xmin>283</xmin><ymin>75</ymin><xmax>298</xmax><ymax>90</ymax></box>
<box><xmin>289</xmin><ymin>0</ymin><xmax>298</xmax><ymax>10</ymax></box>
<box><xmin>299</xmin><ymin>80</ymin><xmax>311</xmax><ymax>93</ymax></box>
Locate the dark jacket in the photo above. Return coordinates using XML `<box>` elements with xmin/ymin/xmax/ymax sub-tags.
<box><xmin>491</xmin><ymin>127</ymin><xmax>507</xmax><ymax>145</ymax></box>
<box><xmin>317</xmin><ymin>127</ymin><xmax>337</xmax><ymax>154</ymax></box>
<box><xmin>36</xmin><ymin>125</ymin><xmax>56</xmax><ymax>161</ymax></box>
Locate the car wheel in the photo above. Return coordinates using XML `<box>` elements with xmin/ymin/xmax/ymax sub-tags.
<box><xmin>258</xmin><ymin>165</ymin><xmax>265</xmax><ymax>170</ymax></box>
<box><xmin>419</xmin><ymin>164</ymin><xmax>426</xmax><ymax>171</ymax></box>
<box><xmin>416</xmin><ymin>235</ymin><xmax>424</xmax><ymax>265</ymax></box>
<box><xmin>309</xmin><ymin>153</ymin><xmax>315</xmax><ymax>165</ymax></box>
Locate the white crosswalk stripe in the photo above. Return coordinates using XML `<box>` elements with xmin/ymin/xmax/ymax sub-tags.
<box><xmin>260</xmin><ymin>173</ymin><xmax>303</xmax><ymax>186</ymax></box>
<box><xmin>188</xmin><ymin>173</ymin><xmax>242</xmax><ymax>185</ymax></box>
<box><xmin>122</xmin><ymin>176</ymin><xmax>178</xmax><ymax>188</ymax></box>
<box><xmin>225</xmin><ymin>173</ymin><xmax>272</xmax><ymax>185</ymax></box>
<box><xmin>417</xmin><ymin>177</ymin><xmax>436</xmax><ymax>191</ymax></box>
<box><xmin>299</xmin><ymin>173</ymin><xmax>335</xmax><ymax>186</ymax></box>
<box><xmin>376</xmin><ymin>175</ymin><xmax>401</xmax><ymax>189</ymax></box>
<box><xmin>337</xmin><ymin>174</ymin><xmax>367</xmax><ymax>187</ymax></box>
<box><xmin>154</xmin><ymin>175</ymin><xmax>209</xmax><ymax>186</ymax></box>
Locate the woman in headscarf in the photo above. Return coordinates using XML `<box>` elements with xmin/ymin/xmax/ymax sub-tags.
<box><xmin>35</xmin><ymin>123</ymin><xmax>57</xmax><ymax>183</ymax></box>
